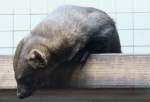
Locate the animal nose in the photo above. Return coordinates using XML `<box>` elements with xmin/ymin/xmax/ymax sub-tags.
<box><xmin>17</xmin><ymin>90</ymin><xmax>31</xmax><ymax>99</ymax></box>
<box><xmin>17</xmin><ymin>92</ymin><xmax>25</xmax><ymax>99</ymax></box>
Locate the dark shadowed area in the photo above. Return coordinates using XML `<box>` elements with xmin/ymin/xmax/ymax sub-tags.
<box><xmin>1</xmin><ymin>89</ymin><xmax>150</xmax><ymax>102</ymax></box>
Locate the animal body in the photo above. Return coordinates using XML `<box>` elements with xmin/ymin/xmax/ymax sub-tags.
<box><xmin>13</xmin><ymin>5</ymin><xmax>121</xmax><ymax>99</ymax></box>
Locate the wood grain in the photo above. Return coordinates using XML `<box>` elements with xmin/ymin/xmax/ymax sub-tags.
<box><xmin>1</xmin><ymin>54</ymin><xmax>150</xmax><ymax>89</ymax></box>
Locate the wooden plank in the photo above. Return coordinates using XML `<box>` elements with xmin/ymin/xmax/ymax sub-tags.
<box><xmin>70</xmin><ymin>54</ymin><xmax>150</xmax><ymax>88</ymax></box>
<box><xmin>0</xmin><ymin>56</ymin><xmax>16</xmax><ymax>89</ymax></box>
<box><xmin>1</xmin><ymin>54</ymin><xmax>150</xmax><ymax>89</ymax></box>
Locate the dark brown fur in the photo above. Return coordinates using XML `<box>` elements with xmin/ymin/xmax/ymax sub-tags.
<box><xmin>13</xmin><ymin>5</ymin><xmax>121</xmax><ymax>99</ymax></box>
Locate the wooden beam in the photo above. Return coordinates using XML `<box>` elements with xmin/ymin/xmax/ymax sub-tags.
<box><xmin>0</xmin><ymin>56</ymin><xmax>16</xmax><ymax>89</ymax></box>
<box><xmin>1</xmin><ymin>54</ymin><xmax>150</xmax><ymax>89</ymax></box>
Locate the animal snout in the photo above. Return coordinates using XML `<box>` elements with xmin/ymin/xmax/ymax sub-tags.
<box><xmin>17</xmin><ymin>88</ymin><xmax>32</xmax><ymax>99</ymax></box>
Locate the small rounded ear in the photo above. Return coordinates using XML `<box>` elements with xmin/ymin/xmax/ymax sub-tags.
<box><xmin>27</xmin><ymin>49</ymin><xmax>48</xmax><ymax>69</ymax></box>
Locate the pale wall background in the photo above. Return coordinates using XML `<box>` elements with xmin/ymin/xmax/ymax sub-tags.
<box><xmin>0</xmin><ymin>0</ymin><xmax>150</xmax><ymax>55</ymax></box>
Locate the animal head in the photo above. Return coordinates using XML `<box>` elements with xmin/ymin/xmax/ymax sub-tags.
<box><xmin>13</xmin><ymin>35</ymin><xmax>77</xmax><ymax>99</ymax></box>
<box><xmin>13</xmin><ymin>40</ymin><xmax>50</xmax><ymax>99</ymax></box>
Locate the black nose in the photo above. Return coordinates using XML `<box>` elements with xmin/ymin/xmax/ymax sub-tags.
<box><xmin>17</xmin><ymin>93</ymin><xmax>25</xmax><ymax>99</ymax></box>
<box><xmin>17</xmin><ymin>91</ymin><xmax>31</xmax><ymax>99</ymax></box>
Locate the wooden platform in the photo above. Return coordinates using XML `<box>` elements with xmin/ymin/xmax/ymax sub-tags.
<box><xmin>1</xmin><ymin>54</ymin><xmax>150</xmax><ymax>101</ymax></box>
<box><xmin>1</xmin><ymin>54</ymin><xmax>150</xmax><ymax>89</ymax></box>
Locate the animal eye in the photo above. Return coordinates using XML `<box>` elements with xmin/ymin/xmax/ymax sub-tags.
<box><xmin>18</xmin><ymin>77</ymin><xmax>33</xmax><ymax>86</ymax></box>
<box><xmin>17</xmin><ymin>75</ymin><xmax>32</xmax><ymax>83</ymax></box>
<box><xmin>16</xmin><ymin>68</ymin><xmax>34</xmax><ymax>84</ymax></box>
